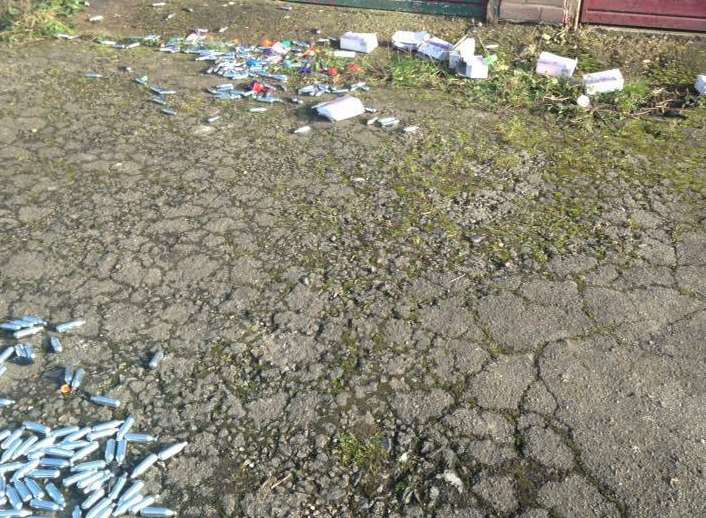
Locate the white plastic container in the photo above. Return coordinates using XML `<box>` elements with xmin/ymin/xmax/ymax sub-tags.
<box><xmin>391</xmin><ymin>31</ymin><xmax>430</xmax><ymax>51</ymax></box>
<box><xmin>340</xmin><ymin>32</ymin><xmax>378</xmax><ymax>54</ymax></box>
<box><xmin>449</xmin><ymin>36</ymin><xmax>475</xmax><ymax>70</ymax></box>
<box><xmin>536</xmin><ymin>51</ymin><xmax>577</xmax><ymax>79</ymax></box>
<box><xmin>583</xmin><ymin>69</ymin><xmax>625</xmax><ymax>95</ymax></box>
<box><xmin>314</xmin><ymin>96</ymin><xmax>365</xmax><ymax>122</ymax></box>
<box><xmin>458</xmin><ymin>56</ymin><xmax>488</xmax><ymax>80</ymax></box>
<box><xmin>696</xmin><ymin>74</ymin><xmax>706</xmax><ymax>95</ymax></box>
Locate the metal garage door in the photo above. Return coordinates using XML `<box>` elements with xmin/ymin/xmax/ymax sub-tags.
<box><xmin>288</xmin><ymin>0</ymin><xmax>487</xmax><ymax>18</ymax></box>
<box><xmin>581</xmin><ymin>0</ymin><xmax>706</xmax><ymax>31</ymax></box>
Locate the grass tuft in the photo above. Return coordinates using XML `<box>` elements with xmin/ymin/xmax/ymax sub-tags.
<box><xmin>337</xmin><ymin>432</ymin><xmax>388</xmax><ymax>471</ymax></box>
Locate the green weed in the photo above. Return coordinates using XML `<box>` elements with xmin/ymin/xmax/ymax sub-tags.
<box><xmin>337</xmin><ymin>433</ymin><xmax>388</xmax><ymax>471</ymax></box>
<box><xmin>1</xmin><ymin>0</ymin><xmax>84</xmax><ymax>42</ymax></box>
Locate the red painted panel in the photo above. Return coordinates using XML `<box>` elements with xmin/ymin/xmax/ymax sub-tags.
<box><xmin>582</xmin><ymin>0</ymin><xmax>706</xmax><ymax>31</ymax></box>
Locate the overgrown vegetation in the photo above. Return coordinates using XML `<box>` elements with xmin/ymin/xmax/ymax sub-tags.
<box><xmin>364</xmin><ymin>26</ymin><xmax>704</xmax><ymax>122</ymax></box>
<box><xmin>0</xmin><ymin>0</ymin><xmax>84</xmax><ymax>42</ymax></box>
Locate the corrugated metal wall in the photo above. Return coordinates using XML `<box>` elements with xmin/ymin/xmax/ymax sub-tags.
<box><xmin>581</xmin><ymin>0</ymin><xmax>706</xmax><ymax>31</ymax></box>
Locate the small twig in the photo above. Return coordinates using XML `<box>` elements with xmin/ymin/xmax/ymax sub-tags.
<box><xmin>270</xmin><ymin>473</ymin><xmax>292</xmax><ymax>490</ymax></box>
<box><xmin>446</xmin><ymin>273</ymin><xmax>466</xmax><ymax>287</ymax></box>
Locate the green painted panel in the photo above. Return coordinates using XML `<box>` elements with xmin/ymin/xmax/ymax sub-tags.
<box><xmin>288</xmin><ymin>0</ymin><xmax>486</xmax><ymax>18</ymax></box>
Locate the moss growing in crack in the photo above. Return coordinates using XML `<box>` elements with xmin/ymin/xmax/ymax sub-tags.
<box><xmin>337</xmin><ymin>432</ymin><xmax>388</xmax><ymax>472</ymax></box>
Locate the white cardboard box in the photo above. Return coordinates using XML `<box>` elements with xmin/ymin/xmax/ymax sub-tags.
<box><xmin>583</xmin><ymin>69</ymin><xmax>624</xmax><ymax>95</ymax></box>
<box><xmin>696</xmin><ymin>74</ymin><xmax>706</xmax><ymax>95</ymax></box>
<box><xmin>314</xmin><ymin>96</ymin><xmax>365</xmax><ymax>122</ymax></box>
<box><xmin>458</xmin><ymin>56</ymin><xmax>488</xmax><ymax>80</ymax></box>
<box><xmin>449</xmin><ymin>36</ymin><xmax>475</xmax><ymax>70</ymax></box>
<box><xmin>418</xmin><ymin>37</ymin><xmax>453</xmax><ymax>61</ymax></box>
<box><xmin>391</xmin><ymin>31</ymin><xmax>430</xmax><ymax>51</ymax></box>
<box><xmin>536</xmin><ymin>51</ymin><xmax>578</xmax><ymax>79</ymax></box>
<box><xmin>340</xmin><ymin>32</ymin><xmax>378</xmax><ymax>54</ymax></box>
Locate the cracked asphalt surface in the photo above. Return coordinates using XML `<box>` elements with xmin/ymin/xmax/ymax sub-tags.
<box><xmin>1</xmin><ymin>1</ymin><xmax>705</xmax><ymax>517</ymax></box>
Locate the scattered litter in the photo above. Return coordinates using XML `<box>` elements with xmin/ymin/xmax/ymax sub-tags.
<box><xmin>55</xmin><ymin>320</ymin><xmax>85</xmax><ymax>333</ymax></box>
<box><xmin>576</xmin><ymin>94</ymin><xmax>591</xmax><ymax>109</ymax></box>
<box><xmin>48</xmin><ymin>336</ymin><xmax>63</xmax><ymax>354</ymax></box>
<box><xmin>0</xmin><ymin>415</ymin><xmax>185</xmax><ymax>517</ymax></box>
<box><xmin>377</xmin><ymin>116</ymin><xmax>399</xmax><ymax>128</ymax></box>
<box><xmin>417</xmin><ymin>36</ymin><xmax>452</xmax><ymax>61</ymax></box>
<box><xmin>349</xmin><ymin>81</ymin><xmax>370</xmax><ymax>92</ymax></box>
<box><xmin>164</xmin><ymin>13</ymin><xmax>176</xmax><ymax>21</ymax></box>
<box><xmin>218</xmin><ymin>26</ymin><xmax>228</xmax><ymax>33</ymax></box>
<box><xmin>438</xmin><ymin>470</ymin><xmax>464</xmax><ymax>493</ymax></box>
<box><xmin>161</xmin><ymin>108</ymin><xmax>177</xmax><ymax>116</ymax></box>
<box><xmin>402</xmin><ymin>126</ymin><xmax>419</xmax><ymax>134</ymax></box>
<box><xmin>150</xmin><ymin>87</ymin><xmax>176</xmax><ymax>96</ymax></box>
<box><xmin>391</xmin><ymin>31</ymin><xmax>430</xmax><ymax>51</ymax></box>
<box><xmin>449</xmin><ymin>35</ymin><xmax>475</xmax><ymax>70</ymax></box>
<box><xmin>152</xmin><ymin>2</ymin><xmax>166</xmax><ymax>6</ymax></box>
<box><xmin>364</xmin><ymin>107</ymin><xmax>377</xmax><ymax>113</ymax></box>
<box><xmin>332</xmin><ymin>50</ymin><xmax>356</xmax><ymax>59</ymax></box>
<box><xmin>56</xmin><ymin>33</ymin><xmax>79</xmax><ymax>40</ymax></box>
<box><xmin>91</xmin><ymin>395</ymin><xmax>121</xmax><ymax>408</ymax></box>
<box><xmin>314</xmin><ymin>95</ymin><xmax>365</xmax><ymax>122</ymax></box>
<box><xmin>583</xmin><ymin>69</ymin><xmax>624</xmax><ymax>95</ymax></box>
<box><xmin>151</xmin><ymin>96</ymin><xmax>167</xmax><ymax>105</ymax></box>
<box><xmin>347</xmin><ymin>63</ymin><xmax>363</xmax><ymax>74</ymax></box>
<box><xmin>696</xmin><ymin>74</ymin><xmax>706</xmax><ymax>95</ymax></box>
<box><xmin>13</xmin><ymin>325</ymin><xmax>43</xmax><ymax>339</ymax></box>
<box><xmin>256</xmin><ymin>95</ymin><xmax>282</xmax><ymax>104</ymax></box>
<box><xmin>279</xmin><ymin>4</ymin><xmax>293</xmax><ymax>10</ymax></box>
<box><xmin>97</xmin><ymin>39</ymin><xmax>117</xmax><ymax>46</ymax></box>
<box><xmin>485</xmin><ymin>43</ymin><xmax>499</xmax><ymax>50</ymax></box>
<box><xmin>536</xmin><ymin>51</ymin><xmax>577</xmax><ymax>78</ymax></box>
<box><xmin>340</xmin><ymin>32</ymin><xmax>378</xmax><ymax>54</ymax></box>
<box><xmin>148</xmin><ymin>351</ymin><xmax>164</xmax><ymax>370</ymax></box>
<box><xmin>299</xmin><ymin>84</ymin><xmax>332</xmax><ymax>97</ymax></box>
<box><xmin>457</xmin><ymin>55</ymin><xmax>488</xmax><ymax>80</ymax></box>
<box><xmin>13</xmin><ymin>344</ymin><xmax>35</xmax><ymax>365</ymax></box>
<box><xmin>84</xmin><ymin>72</ymin><xmax>103</xmax><ymax>79</ymax></box>
<box><xmin>88</xmin><ymin>15</ymin><xmax>104</xmax><ymax>22</ymax></box>
<box><xmin>206</xmin><ymin>115</ymin><xmax>221</xmax><ymax>123</ymax></box>
<box><xmin>366</xmin><ymin>117</ymin><xmax>378</xmax><ymax>126</ymax></box>
<box><xmin>126</xmin><ymin>41</ymin><xmax>141</xmax><ymax>49</ymax></box>
<box><xmin>191</xmin><ymin>125</ymin><xmax>216</xmax><ymax>136</ymax></box>
<box><xmin>249</xmin><ymin>107</ymin><xmax>268</xmax><ymax>113</ymax></box>
<box><xmin>293</xmin><ymin>125</ymin><xmax>312</xmax><ymax>135</ymax></box>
